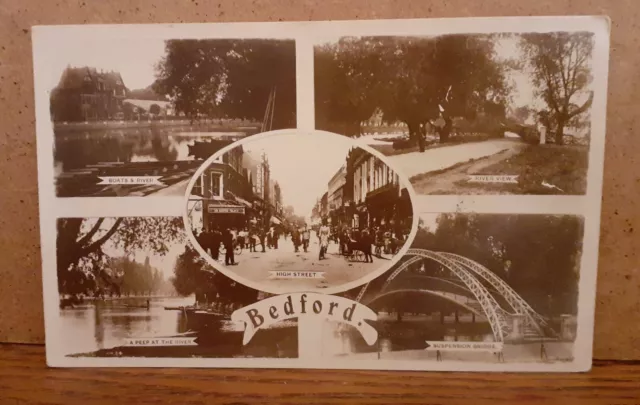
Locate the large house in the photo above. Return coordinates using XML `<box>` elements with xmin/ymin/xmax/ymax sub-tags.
<box><xmin>50</xmin><ymin>66</ymin><xmax>128</xmax><ymax>122</ymax></box>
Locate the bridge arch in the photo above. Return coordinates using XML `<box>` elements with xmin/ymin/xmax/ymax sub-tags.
<box><xmin>356</xmin><ymin>249</ymin><xmax>549</xmax><ymax>342</ymax></box>
<box><xmin>364</xmin><ymin>288</ymin><xmax>487</xmax><ymax>319</ymax></box>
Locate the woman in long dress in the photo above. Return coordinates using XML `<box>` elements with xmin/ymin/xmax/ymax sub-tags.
<box><xmin>318</xmin><ymin>219</ymin><xmax>330</xmax><ymax>260</ymax></box>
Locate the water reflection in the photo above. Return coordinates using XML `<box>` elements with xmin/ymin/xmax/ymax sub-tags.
<box><xmin>59</xmin><ymin>296</ymin><xmax>194</xmax><ymax>356</ymax></box>
<box><xmin>320</xmin><ymin>314</ymin><xmax>494</xmax><ymax>358</ymax></box>
<box><xmin>58</xmin><ymin>296</ymin><xmax>298</xmax><ymax>358</ymax></box>
<box><xmin>54</xmin><ymin>124</ymin><xmax>257</xmax><ymax>173</ymax></box>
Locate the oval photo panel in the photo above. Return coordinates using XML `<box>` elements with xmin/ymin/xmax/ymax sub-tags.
<box><xmin>184</xmin><ymin>129</ymin><xmax>418</xmax><ymax>294</ymax></box>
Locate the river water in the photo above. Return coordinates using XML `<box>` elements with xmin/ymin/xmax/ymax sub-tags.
<box><xmin>58</xmin><ymin>297</ymin><xmax>492</xmax><ymax>359</ymax></box>
<box><xmin>53</xmin><ymin>123</ymin><xmax>259</xmax><ymax>175</ymax></box>
<box><xmin>58</xmin><ymin>296</ymin><xmax>196</xmax><ymax>357</ymax></box>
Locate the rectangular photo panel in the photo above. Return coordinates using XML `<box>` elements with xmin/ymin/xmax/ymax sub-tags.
<box><xmin>314</xmin><ymin>29</ymin><xmax>606</xmax><ymax>196</ymax></box>
<box><xmin>51</xmin><ymin>216</ymin><xmax>298</xmax><ymax>361</ymax></box>
<box><xmin>326</xmin><ymin>212</ymin><xmax>586</xmax><ymax>367</ymax></box>
<box><xmin>36</xmin><ymin>31</ymin><xmax>296</xmax><ymax>197</ymax></box>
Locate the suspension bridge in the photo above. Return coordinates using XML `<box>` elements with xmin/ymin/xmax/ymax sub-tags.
<box><xmin>356</xmin><ymin>248</ymin><xmax>560</xmax><ymax>343</ymax></box>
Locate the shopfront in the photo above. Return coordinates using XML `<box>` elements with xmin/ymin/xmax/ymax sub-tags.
<box><xmin>203</xmin><ymin>199</ymin><xmax>247</xmax><ymax>232</ymax></box>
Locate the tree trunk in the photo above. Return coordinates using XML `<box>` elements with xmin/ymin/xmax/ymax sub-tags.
<box><xmin>437</xmin><ymin>117</ymin><xmax>453</xmax><ymax>143</ymax></box>
<box><xmin>555</xmin><ymin>120</ymin><xmax>565</xmax><ymax>145</ymax></box>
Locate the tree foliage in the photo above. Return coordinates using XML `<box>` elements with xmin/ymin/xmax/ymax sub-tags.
<box><xmin>109</xmin><ymin>256</ymin><xmax>173</xmax><ymax>296</ymax></box>
<box><xmin>56</xmin><ymin>217</ymin><xmax>184</xmax><ymax>296</ymax></box>
<box><xmin>519</xmin><ymin>32</ymin><xmax>594</xmax><ymax>144</ymax></box>
<box><xmin>154</xmin><ymin>39</ymin><xmax>296</xmax><ymax>129</ymax></box>
<box><xmin>404</xmin><ymin>214</ymin><xmax>584</xmax><ymax>316</ymax></box>
<box><xmin>314</xmin><ymin>34</ymin><xmax>510</xmax><ymax>141</ymax></box>
<box><xmin>127</xmin><ymin>86</ymin><xmax>168</xmax><ymax>101</ymax></box>
<box><xmin>171</xmin><ymin>245</ymin><xmax>259</xmax><ymax>307</ymax></box>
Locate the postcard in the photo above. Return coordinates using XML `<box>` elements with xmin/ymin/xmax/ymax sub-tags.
<box><xmin>33</xmin><ymin>16</ymin><xmax>610</xmax><ymax>371</ymax></box>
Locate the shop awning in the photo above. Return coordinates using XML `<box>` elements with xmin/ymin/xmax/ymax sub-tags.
<box><xmin>236</xmin><ymin>196</ymin><xmax>252</xmax><ymax>208</ymax></box>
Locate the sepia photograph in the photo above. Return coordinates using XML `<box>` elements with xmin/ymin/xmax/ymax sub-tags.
<box><xmin>185</xmin><ymin>131</ymin><xmax>417</xmax><ymax>294</ymax></box>
<box><xmin>47</xmin><ymin>36</ymin><xmax>296</xmax><ymax>197</ymax></box>
<box><xmin>316</xmin><ymin>212</ymin><xmax>584</xmax><ymax>363</ymax></box>
<box><xmin>315</xmin><ymin>32</ymin><xmax>596</xmax><ymax>195</ymax></box>
<box><xmin>54</xmin><ymin>216</ymin><xmax>297</xmax><ymax>359</ymax></box>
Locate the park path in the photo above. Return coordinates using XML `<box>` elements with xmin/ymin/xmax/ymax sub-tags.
<box><xmin>382</xmin><ymin>138</ymin><xmax>525</xmax><ymax>179</ymax></box>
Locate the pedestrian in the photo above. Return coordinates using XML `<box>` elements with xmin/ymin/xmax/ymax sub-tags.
<box><xmin>302</xmin><ymin>226</ymin><xmax>311</xmax><ymax>253</ymax></box>
<box><xmin>292</xmin><ymin>228</ymin><xmax>301</xmax><ymax>252</ymax></box>
<box><xmin>248</xmin><ymin>229</ymin><xmax>256</xmax><ymax>252</ymax></box>
<box><xmin>212</xmin><ymin>227</ymin><xmax>223</xmax><ymax>260</ymax></box>
<box><xmin>259</xmin><ymin>228</ymin><xmax>267</xmax><ymax>253</ymax></box>
<box><xmin>222</xmin><ymin>228</ymin><xmax>236</xmax><ymax>266</ymax></box>
<box><xmin>318</xmin><ymin>219</ymin><xmax>330</xmax><ymax>260</ymax></box>
<box><xmin>238</xmin><ymin>228</ymin><xmax>247</xmax><ymax>249</ymax></box>
<box><xmin>273</xmin><ymin>227</ymin><xmax>279</xmax><ymax>249</ymax></box>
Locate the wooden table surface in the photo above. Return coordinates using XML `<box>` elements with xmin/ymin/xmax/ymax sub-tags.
<box><xmin>1</xmin><ymin>344</ymin><xmax>639</xmax><ymax>404</ymax></box>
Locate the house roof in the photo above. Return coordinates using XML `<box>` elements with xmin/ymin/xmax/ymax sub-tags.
<box><xmin>56</xmin><ymin>66</ymin><xmax>127</xmax><ymax>91</ymax></box>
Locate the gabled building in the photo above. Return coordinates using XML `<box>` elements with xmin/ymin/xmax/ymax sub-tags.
<box><xmin>50</xmin><ymin>66</ymin><xmax>128</xmax><ymax>122</ymax></box>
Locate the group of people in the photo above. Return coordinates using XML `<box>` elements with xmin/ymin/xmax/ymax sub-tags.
<box><xmin>284</xmin><ymin>220</ymin><xmax>333</xmax><ymax>260</ymax></box>
<box><xmin>195</xmin><ymin>225</ymin><xmax>285</xmax><ymax>266</ymax></box>
<box><xmin>194</xmin><ymin>220</ymin><xmax>408</xmax><ymax>266</ymax></box>
<box><xmin>195</xmin><ymin>227</ymin><xmax>238</xmax><ymax>266</ymax></box>
<box><xmin>334</xmin><ymin>225</ymin><xmax>407</xmax><ymax>262</ymax></box>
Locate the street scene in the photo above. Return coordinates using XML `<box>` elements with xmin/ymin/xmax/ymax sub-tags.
<box><xmin>47</xmin><ymin>37</ymin><xmax>296</xmax><ymax>197</ymax></box>
<box><xmin>54</xmin><ymin>216</ymin><xmax>297</xmax><ymax>359</ymax></box>
<box><xmin>186</xmin><ymin>131</ymin><xmax>415</xmax><ymax>293</ymax></box>
<box><xmin>317</xmin><ymin>212</ymin><xmax>583</xmax><ymax>363</ymax></box>
<box><xmin>315</xmin><ymin>32</ymin><xmax>595</xmax><ymax>195</ymax></box>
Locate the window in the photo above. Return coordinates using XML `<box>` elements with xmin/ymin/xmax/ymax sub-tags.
<box><xmin>192</xmin><ymin>175</ymin><xmax>203</xmax><ymax>196</ymax></box>
<box><xmin>209</xmin><ymin>172</ymin><xmax>222</xmax><ymax>198</ymax></box>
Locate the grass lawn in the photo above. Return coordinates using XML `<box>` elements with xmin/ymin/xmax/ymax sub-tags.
<box><xmin>461</xmin><ymin>145</ymin><xmax>589</xmax><ymax>195</ymax></box>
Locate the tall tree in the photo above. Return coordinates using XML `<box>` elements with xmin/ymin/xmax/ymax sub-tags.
<box><xmin>314</xmin><ymin>37</ymin><xmax>387</xmax><ymax>136</ymax></box>
<box><xmin>56</xmin><ymin>217</ymin><xmax>184</xmax><ymax>296</ymax></box>
<box><xmin>172</xmin><ymin>245</ymin><xmax>259</xmax><ymax>307</ymax></box>
<box><xmin>379</xmin><ymin>34</ymin><xmax>510</xmax><ymax>143</ymax></box>
<box><xmin>519</xmin><ymin>32</ymin><xmax>594</xmax><ymax>145</ymax></box>
<box><xmin>405</xmin><ymin>214</ymin><xmax>584</xmax><ymax>316</ymax></box>
<box><xmin>314</xmin><ymin>35</ymin><xmax>510</xmax><ymax>142</ymax></box>
<box><xmin>154</xmin><ymin>39</ymin><xmax>296</xmax><ymax>129</ymax></box>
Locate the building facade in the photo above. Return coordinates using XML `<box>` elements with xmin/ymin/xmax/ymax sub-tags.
<box><xmin>346</xmin><ymin>148</ymin><xmax>411</xmax><ymax>232</ymax></box>
<box><xmin>192</xmin><ymin>146</ymin><xmax>254</xmax><ymax>232</ymax></box>
<box><xmin>327</xmin><ymin>165</ymin><xmax>347</xmax><ymax>228</ymax></box>
<box><xmin>50</xmin><ymin>67</ymin><xmax>128</xmax><ymax>122</ymax></box>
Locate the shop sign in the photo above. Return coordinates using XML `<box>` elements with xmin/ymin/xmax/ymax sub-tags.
<box><xmin>208</xmin><ymin>204</ymin><xmax>245</xmax><ymax>214</ymax></box>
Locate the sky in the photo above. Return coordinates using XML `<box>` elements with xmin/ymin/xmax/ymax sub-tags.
<box><xmin>419</xmin><ymin>213</ymin><xmax>440</xmax><ymax>233</ymax></box>
<box><xmin>243</xmin><ymin>133</ymin><xmax>354</xmax><ymax>219</ymax></box>
<box><xmin>45</xmin><ymin>38</ymin><xmax>167</xmax><ymax>93</ymax></box>
<box><xmin>47</xmin><ymin>34</ymin><xmax>550</xmax><ymax>113</ymax></box>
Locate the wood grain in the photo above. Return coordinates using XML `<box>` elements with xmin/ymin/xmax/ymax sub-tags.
<box><xmin>0</xmin><ymin>344</ymin><xmax>639</xmax><ymax>405</ymax></box>
<box><xmin>1</xmin><ymin>0</ymin><xmax>640</xmax><ymax>360</ymax></box>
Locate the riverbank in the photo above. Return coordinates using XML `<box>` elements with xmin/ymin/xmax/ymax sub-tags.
<box><xmin>53</xmin><ymin>119</ymin><xmax>261</xmax><ymax>132</ymax></box>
